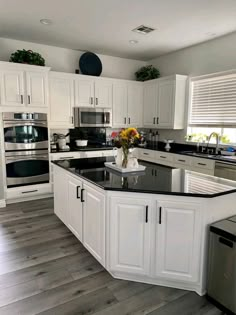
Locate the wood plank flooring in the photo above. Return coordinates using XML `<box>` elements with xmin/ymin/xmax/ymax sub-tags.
<box><xmin>0</xmin><ymin>198</ymin><xmax>222</xmax><ymax>315</ymax></box>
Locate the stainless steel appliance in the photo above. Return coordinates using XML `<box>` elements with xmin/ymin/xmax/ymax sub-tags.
<box><xmin>207</xmin><ymin>216</ymin><xmax>236</xmax><ymax>314</ymax></box>
<box><xmin>214</xmin><ymin>161</ymin><xmax>236</xmax><ymax>181</ymax></box>
<box><xmin>3</xmin><ymin>112</ymin><xmax>49</xmax><ymax>188</ymax></box>
<box><xmin>3</xmin><ymin>112</ymin><xmax>48</xmax><ymax>151</ymax></box>
<box><xmin>5</xmin><ymin>150</ymin><xmax>49</xmax><ymax>187</ymax></box>
<box><xmin>74</xmin><ymin>107</ymin><xmax>112</xmax><ymax>127</ymax></box>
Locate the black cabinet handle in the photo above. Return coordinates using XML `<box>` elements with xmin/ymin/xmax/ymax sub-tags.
<box><xmin>160</xmin><ymin>156</ymin><xmax>167</xmax><ymax>159</ymax></box>
<box><xmin>156</xmin><ymin>117</ymin><xmax>159</xmax><ymax>124</ymax></box>
<box><xmin>76</xmin><ymin>186</ymin><xmax>80</xmax><ymax>199</ymax></box>
<box><xmin>178</xmin><ymin>159</ymin><xmax>186</xmax><ymax>162</ymax></box>
<box><xmin>198</xmin><ymin>163</ymin><xmax>206</xmax><ymax>166</ymax></box>
<box><xmin>22</xmin><ymin>190</ymin><xmax>38</xmax><ymax>194</ymax></box>
<box><xmin>81</xmin><ymin>189</ymin><xmax>85</xmax><ymax>202</ymax></box>
<box><xmin>151</xmin><ymin>169</ymin><xmax>154</xmax><ymax>176</ymax></box>
<box><xmin>159</xmin><ymin>207</ymin><xmax>162</xmax><ymax>224</ymax></box>
<box><xmin>145</xmin><ymin>205</ymin><xmax>148</xmax><ymax>223</ymax></box>
<box><xmin>128</xmin><ymin>117</ymin><xmax>131</xmax><ymax>124</ymax></box>
<box><xmin>153</xmin><ymin>117</ymin><xmax>156</xmax><ymax>124</ymax></box>
<box><xmin>155</xmin><ymin>170</ymin><xmax>157</xmax><ymax>176</ymax></box>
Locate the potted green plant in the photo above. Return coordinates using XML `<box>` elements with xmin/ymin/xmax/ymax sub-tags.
<box><xmin>9</xmin><ymin>49</ymin><xmax>45</xmax><ymax>66</ymax></box>
<box><xmin>135</xmin><ymin>65</ymin><xmax>160</xmax><ymax>81</ymax></box>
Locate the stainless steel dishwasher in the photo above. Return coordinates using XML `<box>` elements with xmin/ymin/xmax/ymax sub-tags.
<box><xmin>214</xmin><ymin>161</ymin><xmax>236</xmax><ymax>181</ymax></box>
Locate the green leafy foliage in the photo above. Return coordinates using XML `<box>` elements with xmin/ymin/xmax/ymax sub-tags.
<box><xmin>9</xmin><ymin>49</ymin><xmax>45</xmax><ymax>66</ymax></box>
<box><xmin>135</xmin><ymin>65</ymin><xmax>160</xmax><ymax>81</ymax></box>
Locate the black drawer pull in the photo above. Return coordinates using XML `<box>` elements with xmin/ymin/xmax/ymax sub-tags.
<box><xmin>76</xmin><ymin>186</ymin><xmax>80</xmax><ymax>199</ymax></box>
<box><xmin>22</xmin><ymin>190</ymin><xmax>38</xmax><ymax>194</ymax></box>
<box><xmin>219</xmin><ymin>237</ymin><xmax>234</xmax><ymax>248</ymax></box>
<box><xmin>178</xmin><ymin>159</ymin><xmax>186</xmax><ymax>162</ymax></box>
<box><xmin>160</xmin><ymin>156</ymin><xmax>167</xmax><ymax>159</ymax></box>
<box><xmin>81</xmin><ymin>189</ymin><xmax>85</xmax><ymax>202</ymax></box>
<box><xmin>145</xmin><ymin>206</ymin><xmax>148</xmax><ymax>223</ymax></box>
<box><xmin>159</xmin><ymin>207</ymin><xmax>162</xmax><ymax>224</ymax></box>
<box><xmin>143</xmin><ymin>153</ymin><xmax>149</xmax><ymax>155</ymax></box>
<box><xmin>198</xmin><ymin>163</ymin><xmax>206</xmax><ymax>166</ymax></box>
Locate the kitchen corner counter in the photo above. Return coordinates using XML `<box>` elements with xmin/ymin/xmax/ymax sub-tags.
<box><xmin>51</xmin><ymin>157</ymin><xmax>236</xmax><ymax>198</ymax></box>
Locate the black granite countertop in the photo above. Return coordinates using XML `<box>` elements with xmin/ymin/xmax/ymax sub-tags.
<box><xmin>52</xmin><ymin>157</ymin><xmax>236</xmax><ymax>198</ymax></box>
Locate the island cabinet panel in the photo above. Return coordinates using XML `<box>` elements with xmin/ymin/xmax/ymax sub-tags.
<box><xmin>154</xmin><ymin>199</ymin><xmax>202</xmax><ymax>283</ymax></box>
<box><xmin>67</xmin><ymin>175</ymin><xmax>83</xmax><ymax>242</ymax></box>
<box><xmin>53</xmin><ymin>165</ymin><xmax>68</xmax><ymax>224</ymax></box>
<box><xmin>109</xmin><ymin>196</ymin><xmax>152</xmax><ymax>276</ymax></box>
<box><xmin>83</xmin><ymin>183</ymin><xmax>106</xmax><ymax>266</ymax></box>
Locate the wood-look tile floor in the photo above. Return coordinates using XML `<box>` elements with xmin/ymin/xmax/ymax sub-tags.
<box><xmin>0</xmin><ymin>198</ymin><xmax>223</xmax><ymax>315</ymax></box>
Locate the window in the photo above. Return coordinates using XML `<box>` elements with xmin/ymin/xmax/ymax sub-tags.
<box><xmin>188</xmin><ymin>71</ymin><xmax>236</xmax><ymax>144</ymax></box>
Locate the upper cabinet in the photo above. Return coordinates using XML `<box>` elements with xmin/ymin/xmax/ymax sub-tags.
<box><xmin>113</xmin><ymin>81</ymin><xmax>143</xmax><ymax>128</ymax></box>
<box><xmin>49</xmin><ymin>72</ymin><xmax>74</xmax><ymax>128</ymax></box>
<box><xmin>143</xmin><ymin>75</ymin><xmax>187</xmax><ymax>129</ymax></box>
<box><xmin>0</xmin><ymin>62</ymin><xmax>50</xmax><ymax>112</ymax></box>
<box><xmin>74</xmin><ymin>77</ymin><xmax>112</xmax><ymax>108</ymax></box>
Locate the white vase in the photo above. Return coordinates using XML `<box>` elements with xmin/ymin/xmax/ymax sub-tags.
<box><xmin>113</xmin><ymin>148</ymin><xmax>123</xmax><ymax>167</ymax></box>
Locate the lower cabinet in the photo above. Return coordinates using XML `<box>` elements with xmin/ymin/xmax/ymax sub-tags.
<box><xmin>54</xmin><ymin>165</ymin><xmax>68</xmax><ymax>224</ymax></box>
<box><xmin>154</xmin><ymin>199</ymin><xmax>201</xmax><ymax>283</ymax></box>
<box><xmin>83</xmin><ymin>183</ymin><xmax>105</xmax><ymax>266</ymax></box>
<box><xmin>67</xmin><ymin>175</ymin><xmax>83</xmax><ymax>242</ymax></box>
<box><xmin>109</xmin><ymin>196</ymin><xmax>152</xmax><ymax>276</ymax></box>
<box><xmin>53</xmin><ymin>165</ymin><xmax>105</xmax><ymax>266</ymax></box>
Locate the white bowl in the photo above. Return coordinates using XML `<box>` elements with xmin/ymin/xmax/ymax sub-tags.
<box><xmin>75</xmin><ymin>140</ymin><xmax>88</xmax><ymax>147</ymax></box>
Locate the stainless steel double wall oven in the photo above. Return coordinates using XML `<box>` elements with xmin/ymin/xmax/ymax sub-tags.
<box><xmin>3</xmin><ymin>112</ymin><xmax>49</xmax><ymax>188</ymax></box>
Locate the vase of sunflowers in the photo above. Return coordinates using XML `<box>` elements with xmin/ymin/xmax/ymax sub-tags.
<box><xmin>111</xmin><ymin>128</ymin><xmax>140</xmax><ymax>168</ymax></box>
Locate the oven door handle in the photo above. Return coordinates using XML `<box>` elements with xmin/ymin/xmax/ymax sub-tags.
<box><xmin>6</xmin><ymin>156</ymin><xmax>49</xmax><ymax>163</ymax></box>
<box><xmin>4</xmin><ymin>122</ymin><xmax>47</xmax><ymax>128</ymax></box>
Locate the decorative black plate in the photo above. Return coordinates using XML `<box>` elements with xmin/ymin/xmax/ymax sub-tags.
<box><xmin>79</xmin><ymin>52</ymin><xmax>102</xmax><ymax>76</ymax></box>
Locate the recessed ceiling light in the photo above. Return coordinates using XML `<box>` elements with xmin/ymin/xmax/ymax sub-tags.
<box><xmin>40</xmin><ymin>19</ymin><xmax>52</xmax><ymax>25</ymax></box>
<box><xmin>129</xmin><ymin>40</ymin><xmax>139</xmax><ymax>44</ymax></box>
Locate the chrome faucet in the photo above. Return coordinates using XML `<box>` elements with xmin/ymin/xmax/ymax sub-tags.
<box><xmin>206</xmin><ymin>132</ymin><xmax>220</xmax><ymax>154</ymax></box>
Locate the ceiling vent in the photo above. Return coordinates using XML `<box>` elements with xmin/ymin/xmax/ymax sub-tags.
<box><xmin>132</xmin><ymin>25</ymin><xmax>155</xmax><ymax>35</ymax></box>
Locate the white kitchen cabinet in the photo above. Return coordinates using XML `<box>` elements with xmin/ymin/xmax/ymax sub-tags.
<box><xmin>25</xmin><ymin>71</ymin><xmax>48</xmax><ymax>108</ymax></box>
<box><xmin>112</xmin><ymin>82</ymin><xmax>128</xmax><ymax>127</ymax></box>
<box><xmin>127</xmin><ymin>83</ymin><xmax>143</xmax><ymax>127</ymax></box>
<box><xmin>143</xmin><ymin>75</ymin><xmax>187</xmax><ymax>129</ymax></box>
<box><xmin>67</xmin><ymin>175</ymin><xmax>83</xmax><ymax>242</ymax></box>
<box><xmin>112</xmin><ymin>81</ymin><xmax>143</xmax><ymax>128</ymax></box>
<box><xmin>109</xmin><ymin>196</ymin><xmax>152</xmax><ymax>276</ymax></box>
<box><xmin>49</xmin><ymin>72</ymin><xmax>74</xmax><ymax>128</ymax></box>
<box><xmin>154</xmin><ymin>199</ymin><xmax>201</xmax><ymax>283</ymax></box>
<box><xmin>53</xmin><ymin>165</ymin><xmax>68</xmax><ymax>224</ymax></box>
<box><xmin>83</xmin><ymin>183</ymin><xmax>106</xmax><ymax>266</ymax></box>
<box><xmin>143</xmin><ymin>81</ymin><xmax>158</xmax><ymax>127</ymax></box>
<box><xmin>0</xmin><ymin>69</ymin><xmax>24</xmax><ymax>106</ymax></box>
<box><xmin>0</xmin><ymin>62</ymin><xmax>50</xmax><ymax>111</ymax></box>
<box><xmin>74</xmin><ymin>77</ymin><xmax>112</xmax><ymax>108</ymax></box>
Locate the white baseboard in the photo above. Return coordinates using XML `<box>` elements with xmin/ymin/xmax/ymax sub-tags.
<box><xmin>0</xmin><ymin>199</ymin><xmax>6</xmax><ymax>208</ymax></box>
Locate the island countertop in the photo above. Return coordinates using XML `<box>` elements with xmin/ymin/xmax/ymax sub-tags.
<box><xmin>51</xmin><ymin>157</ymin><xmax>236</xmax><ymax>198</ymax></box>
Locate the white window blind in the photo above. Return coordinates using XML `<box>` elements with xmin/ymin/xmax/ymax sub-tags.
<box><xmin>189</xmin><ymin>72</ymin><xmax>236</xmax><ymax>127</ymax></box>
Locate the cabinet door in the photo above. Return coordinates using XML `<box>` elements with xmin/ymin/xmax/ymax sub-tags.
<box><xmin>0</xmin><ymin>70</ymin><xmax>24</xmax><ymax>106</ymax></box>
<box><xmin>74</xmin><ymin>78</ymin><xmax>94</xmax><ymax>107</ymax></box>
<box><xmin>143</xmin><ymin>82</ymin><xmax>158</xmax><ymax>127</ymax></box>
<box><xmin>49</xmin><ymin>74</ymin><xmax>74</xmax><ymax>127</ymax></box>
<box><xmin>127</xmin><ymin>84</ymin><xmax>143</xmax><ymax>127</ymax></box>
<box><xmin>26</xmin><ymin>71</ymin><xmax>48</xmax><ymax>108</ymax></box>
<box><xmin>53</xmin><ymin>165</ymin><xmax>68</xmax><ymax>224</ymax></box>
<box><xmin>154</xmin><ymin>200</ymin><xmax>201</xmax><ymax>282</ymax></box>
<box><xmin>67</xmin><ymin>175</ymin><xmax>83</xmax><ymax>242</ymax></box>
<box><xmin>157</xmin><ymin>80</ymin><xmax>174</xmax><ymax>128</ymax></box>
<box><xmin>112</xmin><ymin>83</ymin><xmax>128</xmax><ymax>127</ymax></box>
<box><xmin>109</xmin><ymin>196</ymin><xmax>151</xmax><ymax>276</ymax></box>
<box><xmin>95</xmin><ymin>80</ymin><xmax>113</xmax><ymax>108</ymax></box>
<box><xmin>83</xmin><ymin>184</ymin><xmax>105</xmax><ymax>265</ymax></box>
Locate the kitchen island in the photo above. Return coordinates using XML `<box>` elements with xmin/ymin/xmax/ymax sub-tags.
<box><xmin>52</xmin><ymin>157</ymin><xmax>236</xmax><ymax>296</ymax></box>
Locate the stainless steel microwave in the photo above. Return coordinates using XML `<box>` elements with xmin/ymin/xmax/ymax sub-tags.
<box><xmin>74</xmin><ymin>107</ymin><xmax>112</xmax><ymax>127</ymax></box>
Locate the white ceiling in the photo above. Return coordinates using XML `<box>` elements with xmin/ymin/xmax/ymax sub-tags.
<box><xmin>0</xmin><ymin>0</ymin><xmax>236</xmax><ymax>61</ymax></box>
